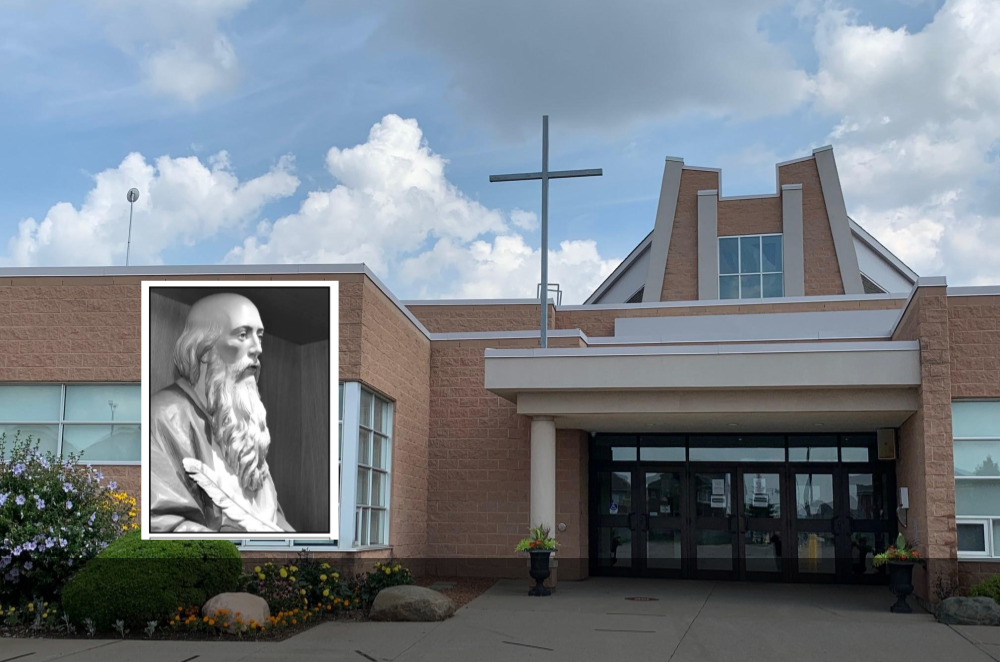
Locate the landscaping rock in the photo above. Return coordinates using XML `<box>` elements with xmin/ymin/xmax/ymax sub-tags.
<box><xmin>937</xmin><ymin>597</ymin><xmax>1000</xmax><ymax>626</ymax></box>
<box><xmin>202</xmin><ymin>592</ymin><xmax>270</xmax><ymax>632</ymax></box>
<box><xmin>369</xmin><ymin>585</ymin><xmax>457</xmax><ymax>622</ymax></box>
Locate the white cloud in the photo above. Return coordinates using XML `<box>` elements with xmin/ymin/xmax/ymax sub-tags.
<box><xmin>92</xmin><ymin>0</ymin><xmax>254</xmax><ymax>103</ymax></box>
<box><xmin>227</xmin><ymin>114</ymin><xmax>619</xmax><ymax>302</ymax></box>
<box><xmin>810</xmin><ymin>0</ymin><xmax>1000</xmax><ymax>285</ymax></box>
<box><xmin>4</xmin><ymin>151</ymin><xmax>298</xmax><ymax>267</ymax></box>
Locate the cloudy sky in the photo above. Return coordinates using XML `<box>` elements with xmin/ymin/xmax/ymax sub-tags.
<box><xmin>1</xmin><ymin>0</ymin><xmax>998</xmax><ymax>301</ymax></box>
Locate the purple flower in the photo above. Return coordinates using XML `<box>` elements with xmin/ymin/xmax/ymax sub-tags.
<box><xmin>0</xmin><ymin>556</ymin><xmax>9</xmax><ymax>568</ymax></box>
<box><xmin>99</xmin><ymin>541</ymin><xmax>108</xmax><ymax>549</ymax></box>
<box><xmin>108</xmin><ymin>480</ymin><xmax>117</xmax><ymax>491</ymax></box>
<box><xmin>65</xmin><ymin>500</ymin><xmax>73</xmax><ymax>510</ymax></box>
<box><xmin>112</xmin><ymin>513</ymin><xmax>119</xmax><ymax>522</ymax></box>
<box><xmin>63</xmin><ymin>482</ymin><xmax>75</xmax><ymax>493</ymax></box>
<box><xmin>15</xmin><ymin>495</ymin><xmax>25</xmax><ymax>506</ymax></box>
<box><xmin>12</xmin><ymin>545</ymin><xmax>22</xmax><ymax>556</ymax></box>
<box><xmin>12</xmin><ymin>463</ymin><xmax>25</xmax><ymax>477</ymax></box>
<box><xmin>59</xmin><ymin>538</ymin><xmax>68</xmax><ymax>548</ymax></box>
<box><xmin>35</xmin><ymin>497</ymin><xmax>45</xmax><ymax>510</ymax></box>
<box><xmin>0</xmin><ymin>493</ymin><xmax>7</xmax><ymax>507</ymax></box>
<box><xmin>88</xmin><ymin>512</ymin><xmax>96</xmax><ymax>525</ymax></box>
<box><xmin>6</xmin><ymin>569</ymin><xmax>19</xmax><ymax>581</ymax></box>
<box><xmin>23</xmin><ymin>541</ymin><xmax>36</xmax><ymax>551</ymax></box>
<box><xmin>39</xmin><ymin>456</ymin><xmax>50</xmax><ymax>469</ymax></box>
<box><xmin>67</xmin><ymin>559</ymin><xmax>73</xmax><ymax>567</ymax></box>
<box><xmin>23</xmin><ymin>561</ymin><xmax>32</xmax><ymax>571</ymax></box>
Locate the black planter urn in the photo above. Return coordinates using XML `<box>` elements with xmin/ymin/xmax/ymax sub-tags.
<box><xmin>887</xmin><ymin>561</ymin><xmax>916</xmax><ymax>613</ymax></box>
<box><xmin>528</xmin><ymin>550</ymin><xmax>553</xmax><ymax>597</ymax></box>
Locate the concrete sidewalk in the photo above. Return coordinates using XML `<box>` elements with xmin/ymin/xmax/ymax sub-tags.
<box><xmin>5</xmin><ymin>578</ymin><xmax>999</xmax><ymax>661</ymax></box>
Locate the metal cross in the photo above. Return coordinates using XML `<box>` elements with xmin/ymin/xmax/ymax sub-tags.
<box><xmin>490</xmin><ymin>116</ymin><xmax>602</xmax><ymax>348</ymax></box>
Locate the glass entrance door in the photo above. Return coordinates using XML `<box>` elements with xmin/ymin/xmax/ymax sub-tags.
<box><xmin>642</xmin><ymin>468</ymin><xmax>685</xmax><ymax>577</ymax></box>
<box><xmin>737</xmin><ymin>468</ymin><xmax>786</xmax><ymax>580</ymax></box>
<box><xmin>689</xmin><ymin>470</ymin><xmax>737</xmax><ymax>579</ymax></box>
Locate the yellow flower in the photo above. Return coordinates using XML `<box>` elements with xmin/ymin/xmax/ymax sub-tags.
<box><xmin>27</xmin><ymin>603</ymin><xmax>34</xmax><ymax>611</ymax></box>
<box><xmin>322</xmin><ymin>589</ymin><xmax>329</xmax><ymax>597</ymax></box>
<box><xmin>333</xmin><ymin>572</ymin><xmax>339</xmax><ymax>579</ymax></box>
<box><xmin>299</xmin><ymin>589</ymin><xmax>306</xmax><ymax>595</ymax></box>
<box><xmin>320</xmin><ymin>574</ymin><xmax>327</xmax><ymax>581</ymax></box>
<box><xmin>208</xmin><ymin>619</ymin><xmax>215</xmax><ymax>626</ymax></box>
<box><xmin>290</xmin><ymin>565</ymin><xmax>298</xmax><ymax>572</ymax></box>
<box><xmin>279</xmin><ymin>568</ymin><xmax>288</xmax><ymax>578</ymax></box>
<box><xmin>254</xmin><ymin>566</ymin><xmax>261</xmax><ymax>573</ymax></box>
<box><xmin>290</xmin><ymin>576</ymin><xmax>296</xmax><ymax>582</ymax></box>
<box><xmin>321</xmin><ymin>563</ymin><xmax>330</xmax><ymax>569</ymax></box>
<box><xmin>257</xmin><ymin>573</ymin><xmax>265</xmax><ymax>580</ymax></box>
<box><xmin>384</xmin><ymin>567</ymin><xmax>391</xmax><ymax>575</ymax></box>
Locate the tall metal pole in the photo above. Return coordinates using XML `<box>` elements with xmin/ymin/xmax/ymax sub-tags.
<box><xmin>540</xmin><ymin>115</ymin><xmax>549</xmax><ymax>349</ymax></box>
<box><xmin>126</xmin><ymin>201</ymin><xmax>134</xmax><ymax>267</ymax></box>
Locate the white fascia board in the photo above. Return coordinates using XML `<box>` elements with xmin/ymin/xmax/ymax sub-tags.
<box><xmin>948</xmin><ymin>286</ymin><xmax>1000</xmax><ymax>297</ymax></box>
<box><xmin>0</xmin><ymin>262</ymin><xmax>434</xmax><ymax>340</ymax></box>
<box><xmin>484</xmin><ymin>341</ymin><xmax>921</xmax><ymax>394</ymax></box>
<box><xmin>849</xmin><ymin>217</ymin><xmax>918</xmax><ymax>282</ymax></box>
<box><xmin>584</xmin><ymin>231</ymin><xmax>653</xmax><ymax>304</ymax></box>
<box><xmin>430</xmin><ymin>329</ymin><xmax>588</xmax><ymax>342</ymax></box>
<box><xmin>403</xmin><ymin>298</ymin><xmax>554</xmax><ymax>306</ymax></box>
<box><xmin>558</xmin><ymin>291</ymin><xmax>909</xmax><ymax>312</ymax></box>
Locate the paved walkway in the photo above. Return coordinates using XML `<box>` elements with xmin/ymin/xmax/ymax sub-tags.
<box><xmin>5</xmin><ymin>578</ymin><xmax>1000</xmax><ymax>661</ymax></box>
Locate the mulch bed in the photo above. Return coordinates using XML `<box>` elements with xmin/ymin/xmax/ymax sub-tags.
<box><xmin>1</xmin><ymin>576</ymin><xmax>499</xmax><ymax>642</ymax></box>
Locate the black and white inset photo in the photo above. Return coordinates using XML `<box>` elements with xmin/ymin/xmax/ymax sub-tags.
<box><xmin>140</xmin><ymin>281</ymin><xmax>338</xmax><ymax>540</ymax></box>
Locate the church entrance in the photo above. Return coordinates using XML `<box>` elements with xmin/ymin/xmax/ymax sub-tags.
<box><xmin>589</xmin><ymin>434</ymin><xmax>897</xmax><ymax>584</ymax></box>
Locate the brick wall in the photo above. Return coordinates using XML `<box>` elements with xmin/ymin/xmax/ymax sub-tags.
<box><xmin>556</xmin><ymin>297</ymin><xmax>904</xmax><ymax>338</ymax></box>
<box><xmin>408</xmin><ymin>303</ymin><xmax>554</xmax><ymax>334</ymax></box>
<box><xmin>717</xmin><ymin>196</ymin><xmax>782</xmax><ymax>237</ymax></box>
<box><xmin>893</xmin><ymin>286</ymin><xmax>958</xmax><ymax>602</ymax></box>
<box><xmin>778</xmin><ymin>159</ymin><xmax>845</xmax><ymax>296</ymax></box>
<box><xmin>423</xmin><ymin>336</ymin><xmax>587</xmax><ymax>579</ymax></box>
<box><xmin>949</xmin><ymin>294</ymin><xmax>1000</xmax><ymax>399</ymax></box>
<box><xmin>556</xmin><ymin>429</ymin><xmax>589</xmax><ymax>580</ymax></box>
<box><xmin>359</xmin><ymin>278</ymin><xmax>431</xmax><ymax>562</ymax></box>
<box><xmin>659</xmin><ymin>169</ymin><xmax>719</xmax><ymax>301</ymax></box>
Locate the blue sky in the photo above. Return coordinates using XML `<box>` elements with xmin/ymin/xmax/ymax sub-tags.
<box><xmin>1</xmin><ymin>0</ymin><xmax>997</xmax><ymax>302</ymax></box>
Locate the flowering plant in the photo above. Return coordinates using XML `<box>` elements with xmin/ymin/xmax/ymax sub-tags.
<box><xmin>872</xmin><ymin>533</ymin><xmax>924</xmax><ymax>567</ymax></box>
<box><xmin>514</xmin><ymin>525</ymin><xmax>559</xmax><ymax>553</ymax></box>
<box><xmin>0</xmin><ymin>432</ymin><xmax>135</xmax><ymax>604</ymax></box>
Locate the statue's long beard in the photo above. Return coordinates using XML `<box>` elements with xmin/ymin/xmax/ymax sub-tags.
<box><xmin>204</xmin><ymin>352</ymin><xmax>271</xmax><ymax>493</ymax></box>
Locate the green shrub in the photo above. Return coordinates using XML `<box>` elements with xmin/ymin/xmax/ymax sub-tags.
<box><xmin>61</xmin><ymin>531</ymin><xmax>242</xmax><ymax>630</ymax></box>
<box><xmin>969</xmin><ymin>575</ymin><xmax>1000</xmax><ymax>604</ymax></box>
<box><xmin>354</xmin><ymin>561</ymin><xmax>414</xmax><ymax>608</ymax></box>
<box><xmin>0</xmin><ymin>432</ymin><xmax>135</xmax><ymax>605</ymax></box>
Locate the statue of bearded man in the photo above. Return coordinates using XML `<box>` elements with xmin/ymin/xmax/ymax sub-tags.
<box><xmin>148</xmin><ymin>292</ymin><xmax>294</xmax><ymax>533</ymax></box>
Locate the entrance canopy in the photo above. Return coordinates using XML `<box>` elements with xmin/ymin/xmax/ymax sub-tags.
<box><xmin>484</xmin><ymin>341</ymin><xmax>921</xmax><ymax>433</ymax></box>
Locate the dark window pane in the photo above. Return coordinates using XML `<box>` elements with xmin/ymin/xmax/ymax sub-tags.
<box><xmin>597</xmin><ymin>527</ymin><xmax>633</xmax><ymax>568</ymax></box>
<box><xmin>762</xmin><ymin>273</ymin><xmax>784</xmax><ymax>298</ymax></box>
<box><xmin>640</xmin><ymin>447</ymin><xmax>685</xmax><ymax>461</ymax></box>
<box><xmin>719</xmin><ymin>237</ymin><xmax>739</xmax><ymax>275</ymax></box>
<box><xmin>762</xmin><ymin>235</ymin><xmax>783</xmax><ymax>272</ymax></box>
<box><xmin>795</xmin><ymin>474</ymin><xmax>835</xmax><ymax>518</ymax></box>
<box><xmin>694</xmin><ymin>473</ymin><xmax>731</xmax><ymax>516</ymax></box>
<box><xmin>740</xmin><ymin>236</ymin><xmax>761</xmax><ymax>273</ymax></box>
<box><xmin>740</xmin><ymin>275</ymin><xmax>761</xmax><ymax>299</ymax></box>
<box><xmin>646</xmin><ymin>472</ymin><xmax>682</xmax><ymax>517</ymax></box>
<box><xmin>690</xmin><ymin>447</ymin><xmax>784</xmax><ymax>462</ymax></box>
<box><xmin>743</xmin><ymin>473</ymin><xmax>781</xmax><ymax>518</ymax></box>
<box><xmin>789</xmin><ymin>447</ymin><xmax>838</xmax><ymax>462</ymax></box>
<box><xmin>598</xmin><ymin>472</ymin><xmax>632</xmax><ymax>516</ymax></box>
<box><xmin>647</xmin><ymin>530</ymin><xmax>682</xmax><ymax>569</ymax></box>
<box><xmin>719</xmin><ymin>276</ymin><xmax>740</xmax><ymax>299</ymax></box>
<box><xmin>798</xmin><ymin>533</ymin><xmax>837</xmax><ymax>573</ymax></box>
<box><xmin>958</xmin><ymin>523</ymin><xmax>987</xmax><ymax>552</ymax></box>
<box><xmin>841</xmin><ymin>447</ymin><xmax>869</xmax><ymax>462</ymax></box>
<box><xmin>696</xmin><ymin>530</ymin><xmax>733</xmax><ymax>571</ymax></box>
<box><xmin>745</xmin><ymin>530</ymin><xmax>783</xmax><ymax>573</ymax></box>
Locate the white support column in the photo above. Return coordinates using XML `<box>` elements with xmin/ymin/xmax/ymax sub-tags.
<box><xmin>530</xmin><ymin>416</ymin><xmax>557</xmax><ymax>538</ymax></box>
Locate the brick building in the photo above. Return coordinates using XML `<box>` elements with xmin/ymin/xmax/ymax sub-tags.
<box><xmin>1</xmin><ymin>146</ymin><xmax>998</xmax><ymax>604</ymax></box>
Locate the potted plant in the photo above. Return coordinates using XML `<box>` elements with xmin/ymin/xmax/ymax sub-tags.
<box><xmin>872</xmin><ymin>533</ymin><xmax>924</xmax><ymax>613</ymax></box>
<box><xmin>515</xmin><ymin>525</ymin><xmax>559</xmax><ymax>597</ymax></box>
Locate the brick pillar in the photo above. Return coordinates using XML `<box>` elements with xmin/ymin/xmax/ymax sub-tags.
<box><xmin>893</xmin><ymin>283</ymin><xmax>958</xmax><ymax>604</ymax></box>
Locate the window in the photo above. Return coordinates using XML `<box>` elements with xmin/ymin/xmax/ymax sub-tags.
<box><xmin>234</xmin><ymin>381</ymin><xmax>393</xmax><ymax>551</ymax></box>
<box><xmin>0</xmin><ymin>384</ymin><xmax>140</xmax><ymax>463</ymax></box>
<box><xmin>719</xmin><ymin>234</ymin><xmax>783</xmax><ymax>300</ymax></box>
<box><xmin>954</xmin><ymin>401</ymin><xmax>1000</xmax><ymax>558</ymax></box>
<box><xmin>355</xmin><ymin>388</ymin><xmax>392</xmax><ymax>546</ymax></box>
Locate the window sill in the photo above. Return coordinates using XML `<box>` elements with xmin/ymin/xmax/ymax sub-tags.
<box><xmin>958</xmin><ymin>555</ymin><xmax>999</xmax><ymax>561</ymax></box>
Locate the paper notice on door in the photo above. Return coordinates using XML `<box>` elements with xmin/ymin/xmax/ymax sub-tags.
<box><xmin>753</xmin><ymin>476</ymin><xmax>766</xmax><ymax>494</ymax></box>
<box><xmin>712</xmin><ymin>479</ymin><xmax>725</xmax><ymax>496</ymax></box>
<box><xmin>710</xmin><ymin>495</ymin><xmax>727</xmax><ymax>508</ymax></box>
<box><xmin>660</xmin><ymin>505</ymin><xmax>671</xmax><ymax>514</ymax></box>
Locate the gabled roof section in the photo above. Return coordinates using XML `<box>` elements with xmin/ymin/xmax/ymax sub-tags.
<box><xmin>849</xmin><ymin>216</ymin><xmax>918</xmax><ymax>284</ymax></box>
<box><xmin>583</xmin><ymin>230</ymin><xmax>652</xmax><ymax>304</ymax></box>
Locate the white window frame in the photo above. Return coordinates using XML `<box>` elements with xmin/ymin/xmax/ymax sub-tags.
<box><xmin>354</xmin><ymin>386</ymin><xmax>393</xmax><ymax>547</ymax></box>
<box><xmin>0</xmin><ymin>382</ymin><xmax>141</xmax><ymax>466</ymax></box>
<box><xmin>957</xmin><ymin>518</ymin><xmax>992</xmax><ymax>558</ymax></box>
<box><xmin>236</xmin><ymin>381</ymin><xmax>393</xmax><ymax>553</ymax></box>
<box><xmin>718</xmin><ymin>233</ymin><xmax>784</xmax><ymax>300</ymax></box>
<box><xmin>954</xmin><ymin>400</ymin><xmax>1000</xmax><ymax>559</ymax></box>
